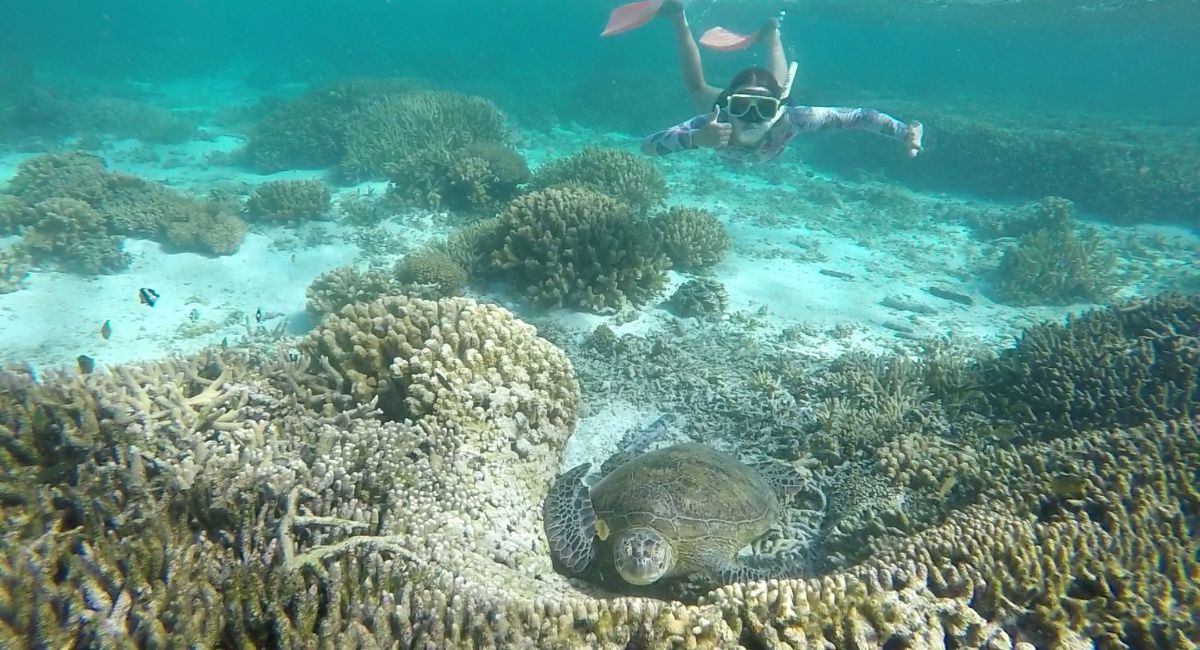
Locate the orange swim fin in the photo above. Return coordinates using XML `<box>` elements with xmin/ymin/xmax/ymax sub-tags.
<box><xmin>601</xmin><ymin>0</ymin><xmax>665</xmax><ymax>37</ymax></box>
<box><xmin>699</xmin><ymin>26</ymin><xmax>758</xmax><ymax>51</ymax></box>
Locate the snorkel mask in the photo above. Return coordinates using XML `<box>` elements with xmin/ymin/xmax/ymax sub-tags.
<box><xmin>726</xmin><ymin>61</ymin><xmax>798</xmax><ymax>146</ymax></box>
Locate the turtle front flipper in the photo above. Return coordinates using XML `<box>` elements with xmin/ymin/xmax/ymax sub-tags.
<box><xmin>543</xmin><ymin>463</ymin><xmax>598</xmax><ymax>574</ymax></box>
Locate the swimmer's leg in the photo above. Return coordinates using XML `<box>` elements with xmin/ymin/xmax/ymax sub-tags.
<box><xmin>662</xmin><ymin>0</ymin><xmax>722</xmax><ymax>110</ymax></box>
<box><xmin>761</xmin><ymin>13</ymin><xmax>788</xmax><ymax>88</ymax></box>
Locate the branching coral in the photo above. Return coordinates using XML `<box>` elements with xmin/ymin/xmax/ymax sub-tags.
<box><xmin>338</xmin><ymin>90</ymin><xmax>509</xmax><ymax>182</ymax></box>
<box><xmin>980</xmin><ymin>292</ymin><xmax>1199</xmax><ymax>437</ymax></box>
<box><xmin>393</xmin><ymin>249</ymin><xmax>468</xmax><ymax>298</ymax></box>
<box><xmin>300</xmin><ymin>295</ymin><xmax>579</xmax><ymax>425</ymax></box>
<box><xmin>386</xmin><ymin>142</ymin><xmax>529</xmax><ymax>213</ymax></box>
<box><xmin>244</xmin><ymin>179</ymin><xmax>332</xmax><ymax>223</ymax></box>
<box><xmin>0</xmin><ymin>248</ymin><xmax>30</xmax><ymax>294</ymax></box>
<box><xmin>2</xmin><ymin>309</ymin><xmax>1196</xmax><ymax>648</ymax></box>
<box><xmin>240</xmin><ymin>77</ymin><xmax>422</xmax><ymax>173</ymax></box>
<box><xmin>304</xmin><ymin>264</ymin><xmax>401</xmax><ymax>316</ymax></box>
<box><xmin>992</xmin><ymin>198</ymin><xmax>1119</xmax><ymax>305</ymax></box>
<box><xmin>528</xmin><ymin>146</ymin><xmax>668</xmax><ymax>214</ymax></box>
<box><xmin>654</xmin><ymin>206</ymin><xmax>730</xmax><ymax>271</ymax></box>
<box><xmin>488</xmin><ymin>186</ymin><xmax>669</xmax><ymax>312</ymax></box>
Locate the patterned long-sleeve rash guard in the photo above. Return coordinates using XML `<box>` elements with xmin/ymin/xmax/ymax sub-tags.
<box><xmin>641</xmin><ymin>106</ymin><xmax>910</xmax><ymax>164</ymax></box>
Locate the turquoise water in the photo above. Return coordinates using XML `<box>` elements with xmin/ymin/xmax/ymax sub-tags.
<box><xmin>0</xmin><ymin>1</ymin><xmax>1197</xmax><ymax>647</ymax></box>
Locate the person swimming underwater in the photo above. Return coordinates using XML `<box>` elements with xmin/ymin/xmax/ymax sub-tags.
<box><xmin>605</xmin><ymin>0</ymin><xmax>923</xmax><ymax>164</ymax></box>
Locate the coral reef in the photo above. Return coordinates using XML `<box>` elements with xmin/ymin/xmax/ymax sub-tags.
<box><xmin>7</xmin><ymin>86</ymin><xmax>197</xmax><ymax>143</ymax></box>
<box><xmin>300</xmin><ymin>295</ymin><xmax>578</xmax><ymax>423</ymax></box>
<box><xmin>1</xmin><ymin>294</ymin><xmax>1196</xmax><ymax>647</ymax></box>
<box><xmin>244</xmin><ymin>179</ymin><xmax>332</xmax><ymax>223</ymax></box>
<box><xmin>528</xmin><ymin>146</ymin><xmax>668</xmax><ymax>214</ymax></box>
<box><xmin>16</xmin><ymin>197</ymin><xmax>130</xmax><ymax>274</ymax></box>
<box><xmin>162</xmin><ymin>200</ymin><xmax>249</xmax><ymax>255</ymax></box>
<box><xmin>666</xmin><ymin>277</ymin><xmax>729</xmax><ymax>319</ymax></box>
<box><xmin>799</xmin><ymin>102</ymin><xmax>1200</xmax><ymax>225</ymax></box>
<box><xmin>991</xmin><ymin>197</ymin><xmax>1119</xmax><ymax>305</ymax></box>
<box><xmin>654</xmin><ymin>206</ymin><xmax>729</xmax><ymax>271</ymax></box>
<box><xmin>0</xmin><ymin>195</ymin><xmax>29</xmax><ymax>236</ymax></box>
<box><xmin>980</xmin><ymin>292</ymin><xmax>1199</xmax><ymax>437</ymax></box>
<box><xmin>304</xmin><ymin>265</ymin><xmax>401</xmax><ymax>316</ymax></box>
<box><xmin>338</xmin><ymin>90</ymin><xmax>509</xmax><ymax>182</ymax></box>
<box><xmin>386</xmin><ymin>142</ymin><xmax>528</xmax><ymax>213</ymax></box>
<box><xmin>2</xmin><ymin>152</ymin><xmax>247</xmax><ymax>261</ymax></box>
<box><xmin>0</xmin><ymin>247</ymin><xmax>30</xmax><ymax>294</ymax></box>
<box><xmin>425</xmin><ymin>217</ymin><xmax>500</xmax><ymax>278</ymax></box>
<box><xmin>488</xmin><ymin>186</ymin><xmax>669</xmax><ymax>312</ymax></box>
<box><xmin>393</xmin><ymin>249</ymin><xmax>469</xmax><ymax>297</ymax></box>
<box><xmin>240</xmin><ymin>78</ymin><xmax>421</xmax><ymax>173</ymax></box>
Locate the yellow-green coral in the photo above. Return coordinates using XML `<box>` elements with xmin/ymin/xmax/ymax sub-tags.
<box><xmin>488</xmin><ymin>186</ymin><xmax>669</xmax><ymax>312</ymax></box>
<box><xmin>304</xmin><ymin>264</ymin><xmax>401</xmax><ymax>316</ymax></box>
<box><xmin>386</xmin><ymin>142</ymin><xmax>529</xmax><ymax>213</ymax></box>
<box><xmin>654</xmin><ymin>205</ymin><xmax>730</xmax><ymax>271</ymax></box>
<box><xmin>163</xmin><ymin>200</ymin><xmax>248</xmax><ymax>255</ymax></box>
<box><xmin>992</xmin><ymin>197</ymin><xmax>1119</xmax><ymax>305</ymax></box>
<box><xmin>1</xmin><ymin>297</ymin><xmax>1198</xmax><ymax>647</ymax></box>
<box><xmin>244</xmin><ymin>179</ymin><xmax>332</xmax><ymax>222</ymax></box>
<box><xmin>339</xmin><ymin>90</ymin><xmax>509</xmax><ymax>182</ymax></box>
<box><xmin>394</xmin><ymin>250</ymin><xmax>468</xmax><ymax>297</ymax></box>
<box><xmin>528</xmin><ymin>146</ymin><xmax>667</xmax><ymax>214</ymax></box>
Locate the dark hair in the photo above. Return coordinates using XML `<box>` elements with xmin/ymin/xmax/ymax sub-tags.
<box><xmin>727</xmin><ymin>67</ymin><xmax>782</xmax><ymax>96</ymax></box>
<box><xmin>715</xmin><ymin>66</ymin><xmax>786</xmax><ymax>109</ymax></box>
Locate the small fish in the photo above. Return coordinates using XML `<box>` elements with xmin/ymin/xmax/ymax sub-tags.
<box><xmin>138</xmin><ymin>288</ymin><xmax>160</xmax><ymax>307</ymax></box>
<box><xmin>100</xmin><ymin>320</ymin><xmax>112</xmax><ymax>340</ymax></box>
<box><xmin>189</xmin><ymin>308</ymin><xmax>200</xmax><ymax>322</ymax></box>
<box><xmin>76</xmin><ymin>355</ymin><xmax>95</xmax><ymax>374</ymax></box>
<box><xmin>255</xmin><ymin>307</ymin><xmax>264</xmax><ymax>323</ymax></box>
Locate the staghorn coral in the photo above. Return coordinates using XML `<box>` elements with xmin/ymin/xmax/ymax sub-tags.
<box><xmin>244</xmin><ymin>179</ymin><xmax>332</xmax><ymax>223</ymax></box>
<box><xmin>304</xmin><ymin>264</ymin><xmax>401</xmax><ymax>316</ymax></box>
<box><xmin>425</xmin><ymin>217</ymin><xmax>500</xmax><ymax>278</ymax></box>
<box><xmin>528</xmin><ymin>146</ymin><xmax>668</xmax><ymax>214</ymax></box>
<box><xmin>338</xmin><ymin>90</ymin><xmax>509</xmax><ymax>183</ymax></box>
<box><xmin>240</xmin><ymin>77</ymin><xmax>422</xmax><ymax>173</ymax></box>
<box><xmin>992</xmin><ymin>198</ymin><xmax>1119</xmax><ymax>305</ymax></box>
<box><xmin>981</xmin><ymin>292</ymin><xmax>1200</xmax><ymax>437</ymax></box>
<box><xmin>654</xmin><ymin>205</ymin><xmax>730</xmax><ymax>271</ymax></box>
<box><xmin>386</xmin><ymin>142</ymin><xmax>529</xmax><ymax>213</ymax></box>
<box><xmin>488</xmin><ymin>186</ymin><xmax>669</xmax><ymax>312</ymax></box>
<box><xmin>666</xmin><ymin>277</ymin><xmax>729</xmax><ymax>319</ymax></box>
<box><xmin>393</xmin><ymin>249</ymin><xmax>469</xmax><ymax>297</ymax></box>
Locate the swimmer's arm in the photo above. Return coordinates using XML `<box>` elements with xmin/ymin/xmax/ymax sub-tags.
<box><xmin>787</xmin><ymin>106</ymin><xmax>909</xmax><ymax>139</ymax></box>
<box><xmin>641</xmin><ymin>114</ymin><xmax>711</xmax><ymax>156</ymax></box>
<box><xmin>786</xmin><ymin>106</ymin><xmax>923</xmax><ymax>157</ymax></box>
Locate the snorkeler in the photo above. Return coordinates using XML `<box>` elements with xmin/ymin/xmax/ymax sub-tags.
<box><xmin>603</xmin><ymin>0</ymin><xmax>923</xmax><ymax>164</ymax></box>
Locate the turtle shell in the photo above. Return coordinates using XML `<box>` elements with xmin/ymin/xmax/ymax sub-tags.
<box><xmin>589</xmin><ymin>442</ymin><xmax>780</xmax><ymax>579</ymax></box>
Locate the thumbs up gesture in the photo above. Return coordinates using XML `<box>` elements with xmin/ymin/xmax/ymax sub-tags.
<box><xmin>692</xmin><ymin>105</ymin><xmax>732</xmax><ymax>149</ymax></box>
<box><xmin>904</xmin><ymin>121</ymin><xmax>924</xmax><ymax>158</ymax></box>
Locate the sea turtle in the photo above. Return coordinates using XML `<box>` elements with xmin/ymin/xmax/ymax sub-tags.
<box><xmin>543</xmin><ymin>442</ymin><xmax>809</xmax><ymax>592</ymax></box>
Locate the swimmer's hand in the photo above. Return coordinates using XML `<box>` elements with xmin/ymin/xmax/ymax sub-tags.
<box><xmin>692</xmin><ymin>106</ymin><xmax>731</xmax><ymax>149</ymax></box>
<box><xmin>904</xmin><ymin>121</ymin><xmax>924</xmax><ymax>158</ymax></box>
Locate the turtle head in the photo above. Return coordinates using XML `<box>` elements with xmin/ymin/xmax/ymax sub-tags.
<box><xmin>613</xmin><ymin>527</ymin><xmax>672</xmax><ymax>585</ymax></box>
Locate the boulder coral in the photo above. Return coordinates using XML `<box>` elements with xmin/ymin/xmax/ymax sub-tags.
<box><xmin>0</xmin><ymin>294</ymin><xmax>1196</xmax><ymax>647</ymax></box>
<box><xmin>488</xmin><ymin>186</ymin><xmax>670</xmax><ymax>312</ymax></box>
